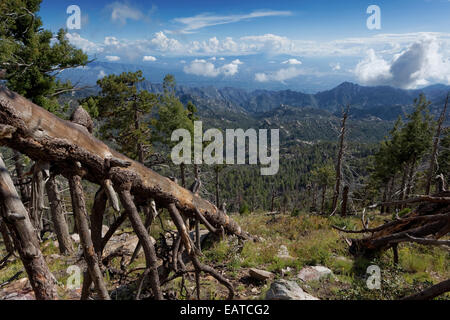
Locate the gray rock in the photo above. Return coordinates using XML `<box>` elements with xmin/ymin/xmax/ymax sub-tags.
<box><xmin>297</xmin><ymin>266</ymin><xmax>333</xmax><ymax>282</ymax></box>
<box><xmin>265</xmin><ymin>280</ymin><xmax>319</xmax><ymax>300</ymax></box>
<box><xmin>248</xmin><ymin>268</ymin><xmax>274</xmax><ymax>281</ymax></box>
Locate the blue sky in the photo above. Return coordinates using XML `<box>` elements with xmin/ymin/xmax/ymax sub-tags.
<box><xmin>39</xmin><ymin>0</ymin><xmax>450</xmax><ymax>91</ymax></box>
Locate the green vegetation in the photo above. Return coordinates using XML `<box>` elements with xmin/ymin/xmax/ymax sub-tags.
<box><xmin>0</xmin><ymin>0</ymin><xmax>89</xmax><ymax>113</ymax></box>
<box><xmin>196</xmin><ymin>213</ymin><xmax>450</xmax><ymax>300</ymax></box>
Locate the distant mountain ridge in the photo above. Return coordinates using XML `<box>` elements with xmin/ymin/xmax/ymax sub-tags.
<box><xmin>61</xmin><ymin>62</ymin><xmax>450</xmax><ymax>121</ymax></box>
<box><xmin>139</xmin><ymin>81</ymin><xmax>449</xmax><ymax>120</ymax></box>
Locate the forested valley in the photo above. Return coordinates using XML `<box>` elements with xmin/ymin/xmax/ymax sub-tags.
<box><xmin>0</xmin><ymin>0</ymin><xmax>448</xmax><ymax>301</ymax></box>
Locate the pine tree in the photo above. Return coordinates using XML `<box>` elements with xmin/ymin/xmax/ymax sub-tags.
<box><xmin>0</xmin><ymin>0</ymin><xmax>89</xmax><ymax>113</ymax></box>
<box><xmin>311</xmin><ymin>162</ymin><xmax>335</xmax><ymax>213</ymax></box>
<box><xmin>154</xmin><ymin>75</ymin><xmax>197</xmax><ymax>185</ymax></box>
<box><xmin>87</xmin><ymin>71</ymin><xmax>157</xmax><ymax>163</ymax></box>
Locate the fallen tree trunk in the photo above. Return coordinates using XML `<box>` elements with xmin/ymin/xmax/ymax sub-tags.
<box><xmin>334</xmin><ymin>191</ymin><xmax>450</xmax><ymax>256</ymax></box>
<box><xmin>45</xmin><ymin>175</ymin><xmax>73</xmax><ymax>255</ymax></box>
<box><xmin>0</xmin><ymin>87</ymin><xmax>249</xmax><ymax>240</ymax></box>
<box><xmin>68</xmin><ymin>173</ymin><xmax>110</xmax><ymax>300</ymax></box>
<box><xmin>403</xmin><ymin>279</ymin><xmax>450</xmax><ymax>300</ymax></box>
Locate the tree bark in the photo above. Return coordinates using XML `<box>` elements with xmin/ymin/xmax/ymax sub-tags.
<box><xmin>129</xmin><ymin>206</ymin><xmax>153</xmax><ymax>265</ymax></box>
<box><xmin>0</xmin><ymin>218</ymin><xmax>15</xmax><ymax>254</ymax></box>
<box><xmin>12</xmin><ymin>150</ymin><xmax>29</xmax><ymax>202</ymax></box>
<box><xmin>0</xmin><ymin>154</ymin><xmax>58</xmax><ymax>300</ymax></box>
<box><xmin>81</xmin><ymin>186</ymin><xmax>107</xmax><ymax>300</ymax></box>
<box><xmin>403</xmin><ymin>278</ymin><xmax>450</xmax><ymax>300</ymax></box>
<box><xmin>30</xmin><ymin>163</ymin><xmax>45</xmax><ymax>239</ymax></box>
<box><xmin>68</xmin><ymin>174</ymin><xmax>110</xmax><ymax>300</ymax></box>
<box><xmin>91</xmin><ymin>187</ymin><xmax>107</xmax><ymax>257</ymax></box>
<box><xmin>45</xmin><ymin>175</ymin><xmax>73</xmax><ymax>255</ymax></box>
<box><xmin>338</xmin><ymin>191</ymin><xmax>450</xmax><ymax>256</ymax></box>
<box><xmin>117</xmin><ymin>186</ymin><xmax>163</xmax><ymax>300</ymax></box>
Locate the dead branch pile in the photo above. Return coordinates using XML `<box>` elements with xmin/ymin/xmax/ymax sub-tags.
<box><xmin>0</xmin><ymin>87</ymin><xmax>253</xmax><ymax>300</ymax></box>
<box><xmin>333</xmin><ymin>191</ymin><xmax>449</xmax><ymax>256</ymax></box>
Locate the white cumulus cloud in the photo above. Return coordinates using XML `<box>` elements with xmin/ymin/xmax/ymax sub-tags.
<box><xmin>282</xmin><ymin>58</ymin><xmax>302</xmax><ymax>65</ymax></box>
<box><xmin>143</xmin><ymin>55</ymin><xmax>157</xmax><ymax>62</ymax></box>
<box><xmin>184</xmin><ymin>59</ymin><xmax>243</xmax><ymax>77</ymax></box>
<box><xmin>255</xmin><ymin>67</ymin><xmax>303</xmax><ymax>82</ymax></box>
<box><xmin>104</xmin><ymin>36</ymin><xmax>120</xmax><ymax>46</ymax></box>
<box><xmin>66</xmin><ymin>33</ymin><xmax>103</xmax><ymax>54</ymax></box>
<box><xmin>105</xmin><ymin>55</ymin><xmax>121</xmax><ymax>62</ymax></box>
<box><xmin>355</xmin><ymin>37</ymin><xmax>450</xmax><ymax>88</ymax></box>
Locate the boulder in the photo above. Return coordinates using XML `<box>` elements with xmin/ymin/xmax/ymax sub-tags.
<box><xmin>248</xmin><ymin>268</ymin><xmax>274</xmax><ymax>281</ymax></box>
<box><xmin>297</xmin><ymin>266</ymin><xmax>333</xmax><ymax>282</ymax></box>
<box><xmin>265</xmin><ymin>280</ymin><xmax>319</xmax><ymax>300</ymax></box>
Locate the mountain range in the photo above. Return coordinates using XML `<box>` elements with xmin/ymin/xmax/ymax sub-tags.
<box><xmin>63</xmin><ymin>61</ymin><xmax>449</xmax><ymax>146</ymax></box>
<box><xmin>63</xmin><ymin>61</ymin><xmax>450</xmax><ymax>120</ymax></box>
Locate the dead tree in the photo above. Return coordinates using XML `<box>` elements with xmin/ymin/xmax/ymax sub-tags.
<box><xmin>168</xmin><ymin>203</ymin><xmax>234</xmax><ymax>299</ymax></box>
<box><xmin>331</xmin><ymin>105</ymin><xmax>350</xmax><ymax>213</ymax></box>
<box><xmin>0</xmin><ymin>154</ymin><xmax>58</xmax><ymax>300</ymax></box>
<box><xmin>68</xmin><ymin>172</ymin><xmax>110</xmax><ymax>300</ymax></box>
<box><xmin>425</xmin><ymin>93</ymin><xmax>448</xmax><ymax>195</ymax></box>
<box><xmin>129</xmin><ymin>200</ymin><xmax>157</xmax><ymax>265</ymax></box>
<box><xmin>30</xmin><ymin>161</ymin><xmax>47</xmax><ymax>239</ymax></box>
<box><xmin>436</xmin><ymin>174</ymin><xmax>446</xmax><ymax>192</ymax></box>
<box><xmin>118</xmin><ymin>185</ymin><xmax>163</xmax><ymax>300</ymax></box>
<box><xmin>0</xmin><ymin>86</ymin><xmax>252</xmax><ymax>299</ymax></box>
<box><xmin>0</xmin><ymin>218</ymin><xmax>14</xmax><ymax>254</ymax></box>
<box><xmin>45</xmin><ymin>175</ymin><xmax>73</xmax><ymax>255</ymax></box>
<box><xmin>333</xmin><ymin>191</ymin><xmax>450</xmax><ymax>257</ymax></box>
<box><xmin>13</xmin><ymin>150</ymin><xmax>30</xmax><ymax>203</ymax></box>
<box><xmin>403</xmin><ymin>279</ymin><xmax>450</xmax><ymax>300</ymax></box>
<box><xmin>80</xmin><ymin>186</ymin><xmax>107</xmax><ymax>300</ymax></box>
